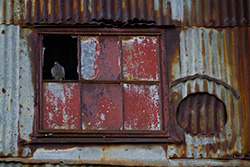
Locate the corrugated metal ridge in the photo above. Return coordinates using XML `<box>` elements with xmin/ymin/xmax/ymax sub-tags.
<box><xmin>1</xmin><ymin>0</ymin><xmax>250</xmax><ymax>27</ymax></box>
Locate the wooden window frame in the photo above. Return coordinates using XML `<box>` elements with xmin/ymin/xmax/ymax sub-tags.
<box><xmin>30</xmin><ymin>28</ymin><xmax>181</xmax><ymax>145</ymax></box>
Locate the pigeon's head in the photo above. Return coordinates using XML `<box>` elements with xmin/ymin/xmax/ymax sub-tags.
<box><xmin>54</xmin><ymin>62</ymin><xmax>59</xmax><ymax>65</ymax></box>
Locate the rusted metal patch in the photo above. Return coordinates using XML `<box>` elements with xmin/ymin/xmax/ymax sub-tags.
<box><xmin>16</xmin><ymin>0</ymin><xmax>250</xmax><ymax>27</ymax></box>
<box><xmin>123</xmin><ymin>84</ymin><xmax>161</xmax><ymax>130</ymax></box>
<box><xmin>80</xmin><ymin>36</ymin><xmax>101</xmax><ymax>80</ymax></box>
<box><xmin>122</xmin><ymin>36</ymin><xmax>159</xmax><ymax>81</ymax></box>
<box><xmin>42</xmin><ymin>83</ymin><xmax>80</xmax><ymax>129</ymax></box>
<box><xmin>176</xmin><ymin>93</ymin><xmax>227</xmax><ymax>136</ymax></box>
<box><xmin>82</xmin><ymin>84</ymin><xmax>122</xmax><ymax>130</ymax></box>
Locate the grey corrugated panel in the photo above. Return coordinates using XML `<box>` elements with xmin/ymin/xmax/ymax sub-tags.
<box><xmin>168</xmin><ymin>27</ymin><xmax>249</xmax><ymax>158</ymax></box>
<box><xmin>1</xmin><ymin>0</ymin><xmax>250</xmax><ymax>27</ymax></box>
<box><xmin>0</xmin><ymin>25</ymin><xmax>35</xmax><ymax>157</ymax></box>
<box><xmin>0</xmin><ymin>25</ymin><xmax>20</xmax><ymax>156</ymax></box>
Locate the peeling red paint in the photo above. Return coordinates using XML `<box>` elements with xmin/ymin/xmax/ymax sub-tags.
<box><xmin>42</xmin><ymin>83</ymin><xmax>80</xmax><ymax>129</ymax></box>
<box><xmin>123</xmin><ymin>84</ymin><xmax>161</xmax><ymax>130</ymax></box>
<box><xmin>122</xmin><ymin>36</ymin><xmax>159</xmax><ymax>81</ymax></box>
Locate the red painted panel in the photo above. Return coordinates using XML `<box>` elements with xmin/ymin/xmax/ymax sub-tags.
<box><xmin>122</xmin><ymin>36</ymin><xmax>159</xmax><ymax>81</ymax></box>
<box><xmin>81</xmin><ymin>36</ymin><xmax>121</xmax><ymax>81</ymax></box>
<box><xmin>43</xmin><ymin>83</ymin><xmax>80</xmax><ymax>130</ymax></box>
<box><xmin>123</xmin><ymin>84</ymin><xmax>161</xmax><ymax>130</ymax></box>
<box><xmin>82</xmin><ymin>84</ymin><xmax>122</xmax><ymax>130</ymax></box>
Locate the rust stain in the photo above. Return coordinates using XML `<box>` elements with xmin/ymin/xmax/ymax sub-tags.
<box><xmin>2</xmin><ymin>88</ymin><xmax>6</xmax><ymax>93</ymax></box>
<box><xmin>1</xmin><ymin>0</ymin><xmax>250</xmax><ymax>28</ymax></box>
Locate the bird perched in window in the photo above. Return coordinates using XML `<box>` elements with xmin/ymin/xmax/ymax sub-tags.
<box><xmin>51</xmin><ymin>62</ymin><xmax>65</xmax><ymax>81</ymax></box>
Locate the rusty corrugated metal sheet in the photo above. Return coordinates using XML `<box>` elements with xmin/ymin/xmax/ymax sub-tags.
<box><xmin>0</xmin><ymin>25</ymin><xmax>20</xmax><ymax>156</ymax></box>
<box><xmin>1</xmin><ymin>0</ymin><xmax>250</xmax><ymax>27</ymax></box>
<box><xmin>0</xmin><ymin>0</ymin><xmax>22</xmax><ymax>25</ymax></box>
<box><xmin>176</xmin><ymin>92</ymin><xmax>227</xmax><ymax>136</ymax></box>
<box><xmin>0</xmin><ymin>25</ymin><xmax>35</xmax><ymax>157</ymax></box>
<box><xmin>167</xmin><ymin>27</ymin><xmax>250</xmax><ymax>158</ymax></box>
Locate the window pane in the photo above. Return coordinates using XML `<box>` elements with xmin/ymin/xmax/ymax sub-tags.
<box><xmin>80</xmin><ymin>36</ymin><xmax>121</xmax><ymax>81</ymax></box>
<box><xmin>122</xmin><ymin>36</ymin><xmax>159</xmax><ymax>81</ymax></box>
<box><xmin>42</xmin><ymin>36</ymin><xmax>78</xmax><ymax>80</ymax></box>
<box><xmin>42</xmin><ymin>83</ymin><xmax>80</xmax><ymax>129</ymax></box>
<box><xmin>123</xmin><ymin>84</ymin><xmax>161</xmax><ymax>130</ymax></box>
<box><xmin>82</xmin><ymin>84</ymin><xmax>123</xmax><ymax>130</ymax></box>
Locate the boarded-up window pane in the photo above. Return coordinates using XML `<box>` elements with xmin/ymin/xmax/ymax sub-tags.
<box><xmin>122</xmin><ymin>36</ymin><xmax>159</xmax><ymax>81</ymax></box>
<box><xmin>123</xmin><ymin>84</ymin><xmax>161</xmax><ymax>130</ymax></box>
<box><xmin>82</xmin><ymin>84</ymin><xmax>123</xmax><ymax>130</ymax></box>
<box><xmin>42</xmin><ymin>83</ymin><xmax>80</xmax><ymax>129</ymax></box>
<box><xmin>81</xmin><ymin>36</ymin><xmax>121</xmax><ymax>81</ymax></box>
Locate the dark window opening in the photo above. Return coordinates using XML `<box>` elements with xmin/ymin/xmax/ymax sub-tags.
<box><xmin>42</xmin><ymin>36</ymin><xmax>78</xmax><ymax>80</ymax></box>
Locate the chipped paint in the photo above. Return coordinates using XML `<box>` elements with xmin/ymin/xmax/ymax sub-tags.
<box><xmin>122</xmin><ymin>36</ymin><xmax>159</xmax><ymax>81</ymax></box>
<box><xmin>123</xmin><ymin>84</ymin><xmax>161</xmax><ymax>130</ymax></box>
<box><xmin>81</xmin><ymin>36</ymin><xmax>101</xmax><ymax>80</ymax></box>
<box><xmin>43</xmin><ymin>83</ymin><xmax>80</xmax><ymax>129</ymax></box>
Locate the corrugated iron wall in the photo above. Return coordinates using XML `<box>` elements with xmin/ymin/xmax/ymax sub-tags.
<box><xmin>0</xmin><ymin>25</ymin><xmax>20</xmax><ymax>156</ymax></box>
<box><xmin>168</xmin><ymin>27</ymin><xmax>250</xmax><ymax>158</ymax></box>
<box><xmin>0</xmin><ymin>0</ymin><xmax>250</xmax><ymax>166</ymax></box>
<box><xmin>0</xmin><ymin>24</ymin><xmax>35</xmax><ymax>157</ymax></box>
<box><xmin>1</xmin><ymin>0</ymin><xmax>250</xmax><ymax>27</ymax></box>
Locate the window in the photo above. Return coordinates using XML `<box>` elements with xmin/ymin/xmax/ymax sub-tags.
<box><xmin>35</xmin><ymin>28</ymin><xmax>176</xmax><ymax>143</ymax></box>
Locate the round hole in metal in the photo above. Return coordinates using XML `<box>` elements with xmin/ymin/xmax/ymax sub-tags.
<box><xmin>176</xmin><ymin>93</ymin><xmax>227</xmax><ymax>136</ymax></box>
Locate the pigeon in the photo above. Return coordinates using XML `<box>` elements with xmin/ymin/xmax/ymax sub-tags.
<box><xmin>51</xmin><ymin>62</ymin><xmax>65</xmax><ymax>81</ymax></box>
